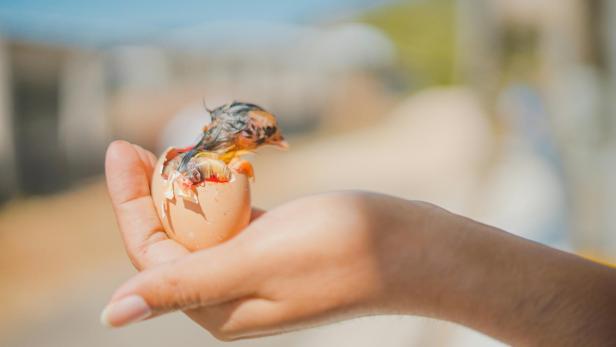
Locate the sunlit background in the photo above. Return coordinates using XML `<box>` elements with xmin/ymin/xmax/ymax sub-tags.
<box><xmin>1</xmin><ymin>0</ymin><xmax>615</xmax><ymax>346</ymax></box>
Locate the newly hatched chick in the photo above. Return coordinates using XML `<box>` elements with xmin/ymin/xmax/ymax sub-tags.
<box><xmin>178</xmin><ymin>102</ymin><xmax>286</xmax><ymax>179</ymax></box>
<box><xmin>162</xmin><ymin>102</ymin><xmax>287</xmax><ymax>202</ymax></box>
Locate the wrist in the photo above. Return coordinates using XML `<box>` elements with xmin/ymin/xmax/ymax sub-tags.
<box><xmin>388</xmin><ymin>203</ymin><xmax>616</xmax><ymax>346</ymax></box>
<box><xmin>353</xmin><ymin>193</ymin><xmax>616</xmax><ymax>345</ymax></box>
<box><xmin>364</xmin><ymin>197</ymin><xmax>466</xmax><ymax>316</ymax></box>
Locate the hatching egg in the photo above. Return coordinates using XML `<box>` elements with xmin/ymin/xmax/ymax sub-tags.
<box><xmin>151</xmin><ymin>149</ymin><xmax>251</xmax><ymax>251</ymax></box>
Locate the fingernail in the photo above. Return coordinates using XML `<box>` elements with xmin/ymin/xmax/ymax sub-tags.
<box><xmin>100</xmin><ymin>295</ymin><xmax>151</xmax><ymax>327</ymax></box>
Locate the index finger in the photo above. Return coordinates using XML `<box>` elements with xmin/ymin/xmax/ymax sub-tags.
<box><xmin>105</xmin><ymin>140</ymin><xmax>189</xmax><ymax>269</ymax></box>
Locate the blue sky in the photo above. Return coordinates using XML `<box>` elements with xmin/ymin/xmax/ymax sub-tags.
<box><xmin>0</xmin><ymin>0</ymin><xmax>394</xmax><ymax>46</ymax></box>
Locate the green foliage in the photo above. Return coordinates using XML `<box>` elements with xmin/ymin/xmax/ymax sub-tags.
<box><xmin>359</xmin><ymin>0</ymin><xmax>456</xmax><ymax>88</ymax></box>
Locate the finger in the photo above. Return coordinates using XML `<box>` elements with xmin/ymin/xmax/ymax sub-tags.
<box><xmin>189</xmin><ymin>297</ymin><xmax>283</xmax><ymax>341</ymax></box>
<box><xmin>101</xmin><ymin>244</ymin><xmax>254</xmax><ymax>327</ymax></box>
<box><xmin>105</xmin><ymin>140</ymin><xmax>188</xmax><ymax>270</ymax></box>
<box><xmin>131</xmin><ymin>144</ymin><xmax>157</xmax><ymax>179</ymax></box>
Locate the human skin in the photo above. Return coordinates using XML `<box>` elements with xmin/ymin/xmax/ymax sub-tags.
<box><xmin>102</xmin><ymin>140</ymin><xmax>616</xmax><ymax>345</ymax></box>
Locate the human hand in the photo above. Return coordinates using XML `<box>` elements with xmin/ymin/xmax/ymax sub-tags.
<box><xmin>103</xmin><ymin>141</ymin><xmax>616</xmax><ymax>345</ymax></box>
<box><xmin>102</xmin><ymin>140</ymin><xmax>450</xmax><ymax>340</ymax></box>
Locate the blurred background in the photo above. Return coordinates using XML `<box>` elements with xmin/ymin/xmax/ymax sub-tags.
<box><xmin>0</xmin><ymin>0</ymin><xmax>615</xmax><ymax>346</ymax></box>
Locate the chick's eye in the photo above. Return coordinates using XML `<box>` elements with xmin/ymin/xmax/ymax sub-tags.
<box><xmin>265</xmin><ymin>126</ymin><xmax>275</xmax><ymax>136</ymax></box>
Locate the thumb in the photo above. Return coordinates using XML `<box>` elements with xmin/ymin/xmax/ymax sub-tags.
<box><xmin>100</xmin><ymin>246</ymin><xmax>253</xmax><ymax>327</ymax></box>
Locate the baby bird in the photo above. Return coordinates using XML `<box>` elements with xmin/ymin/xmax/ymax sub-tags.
<box><xmin>175</xmin><ymin>102</ymin><xmax>287</xmax><ymax>185</ymax></box>
<box><xmin>201</xmin><ymin>102</ymin><xmax>286</xmax><ymax>151</ymax></box>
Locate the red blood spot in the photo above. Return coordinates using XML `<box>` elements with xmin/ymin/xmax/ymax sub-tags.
<box><xmin>204</xmin><ymin>175</ymin><xmax>230</xmax><ymax>183</ymax></box>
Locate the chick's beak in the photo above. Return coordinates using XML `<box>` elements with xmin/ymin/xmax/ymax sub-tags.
<box><xmin>275</xmin><ymin>139</ymin><xmax>289</xmax><ymax>150</ymax></box>
<box><xmin>268</xmin><ymin>133</ymin><xmax>288</xmax><ymax>150</ymax></box>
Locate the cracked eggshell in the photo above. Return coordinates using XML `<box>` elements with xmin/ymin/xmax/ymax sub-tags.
<box><xmin>151</xmin><ymin>152</ymin><xmax>251</xmax><ymax>251</ymax></box>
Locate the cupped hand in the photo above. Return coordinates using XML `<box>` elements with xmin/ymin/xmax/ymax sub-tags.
<box><xmin>102</xmin><ymin>140</ymin><xmax>445</xmax><ymax>340</ymax></box>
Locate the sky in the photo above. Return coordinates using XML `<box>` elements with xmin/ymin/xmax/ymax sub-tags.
<box><xmin>0</xmin><ymin>0</ymin><xmax>395</xmax><ymax>47</ymax></box>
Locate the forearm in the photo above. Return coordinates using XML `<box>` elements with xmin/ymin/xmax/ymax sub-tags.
<box><xmin>401</xmin><ymin>208</ymin><xmax>616</xmax><ymax>346</ymax></box>
<box><xmin>102</xmin><ymin>186</ymin><xmax>616</xmax><ymax>342</ymax></box>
